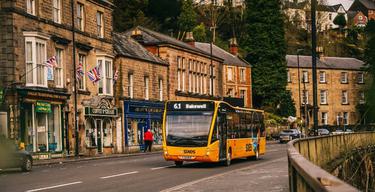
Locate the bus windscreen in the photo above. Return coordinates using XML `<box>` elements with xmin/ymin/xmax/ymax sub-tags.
<box><xmin>166</xmin><ymin>111</ymin><xmax>213</xmax><ymax>147</ymax></box>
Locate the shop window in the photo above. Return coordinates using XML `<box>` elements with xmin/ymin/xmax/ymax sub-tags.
<box><xmin>47</xmin><ymin>106</ymin><xmax>62</xmax><ymax>152</ymax></box>
<box><xmin>85</xmin><ymin>118</ymin><xmax>96</xmax><ymax>147</ymax></box>
<box><xmin>103</xmin><ymin>119</ymin><xmax>112</xmax><ymax>147</ymax></box>
<box><xmin>36</xmin><ymin>113</ymin><xmax>48</xmax><ymax>152</ymax></box>
<box><xmin>0</xmin><ymin>112</ymin><xmax>7</xmax><ymax>137</ymax></box>
<box><xmin>151</xmin><ymin>121</ymin><xmax>162</xmax><ymax>145</ymax></box>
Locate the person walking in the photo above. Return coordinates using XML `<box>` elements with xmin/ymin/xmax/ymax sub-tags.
<box><xmin>143</xmin><ymin>129</ymin><xmax>154</xmax><ymax>152</ymax></box>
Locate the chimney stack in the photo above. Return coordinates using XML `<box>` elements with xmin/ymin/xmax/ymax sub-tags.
<box><xmin>131</xmin><ymin>28</ymin><xmax>144</xmax><ymax>43</ymax></box>
<box><xmin>184</xmin><ymin>32</ymin><xmax>195</xmax><ymax>47</ymax></box>
<box><xmin>229</xmin><ymin>38</ymin><xmax>238</xmax><ymax>56</ymax></box>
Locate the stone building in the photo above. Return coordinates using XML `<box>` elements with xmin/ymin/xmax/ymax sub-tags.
<box><xmin>0</xmin><ymin>0</ymin><xmax>116</xmax><ymax>159</ymax></box>
<box><xmin>286</xmin><ymin>55</ymin><xmax>367</xmax><ymax>128</ymax></box>
<box><xmin>113</xmin><ymin>32</ymin><xmax>169</xmax><ymax>152</ymax></box>
<box><xmin>195</xmin><ymin>39</ymin><xmax>252</xmax><ymax>108</ymax></box>
<box><xmin>125</xmin><ymin>26</ymin><xmax>224</xmax><ymax>102</ymax></box>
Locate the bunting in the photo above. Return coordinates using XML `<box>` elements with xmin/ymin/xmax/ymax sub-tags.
<box><xmin>87</xmin><ymin>65</ymin><xmax>101</xmax><ymax>83</ymax></box>
<box><xmin>76</xmin><ymin>62</ymin><xmax>84</xmax><ymax>79</ymax></box>
<box><xmin>46</xmin><ymin>56</ymin><xmax>57</xmax><ymax>68</ymax></box>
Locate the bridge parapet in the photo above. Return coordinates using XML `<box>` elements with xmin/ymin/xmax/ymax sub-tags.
<box><xmin>287</xmin><ymin>132</ymin><xmax>375</xmax><ymax>191</ymax></box>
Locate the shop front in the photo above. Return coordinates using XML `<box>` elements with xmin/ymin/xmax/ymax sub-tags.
<box><xmin>123</xmin><ymin>100</ymin><xmax>164</xmax><ymax>152</ymax></box>
<box><xmin>83</xmin><ymin>97</ymin><xmax>118</xmax><ymax>156</ymax></box>
<box><xmin>18</xmin><ymin>88</ymin><xmax>70</xmax><ymax>160</ymax></box>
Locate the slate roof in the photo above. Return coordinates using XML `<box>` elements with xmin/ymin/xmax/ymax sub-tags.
<box><xmin>194</xmin><ymin>42</ymin><xmax>250</xmax><ymax>67</ymax></box>
<box><xmin>359</xmin><ymin>0</ymin><xmax>375</xmax><ymax>9</ymax></box>
<box><xmin>125</xmin><ymin>26</ymin><xmax>223</xmax><ymax>61</ymax></box>
<box><xmin>113</xmin><ymin>32</ymin><xmax>168</xmax><ymax>65</ymax></box>
<box><xmin>286</xmin><ymin>55</ymin><xmax>365</xmax><ymax>70</ymax></box>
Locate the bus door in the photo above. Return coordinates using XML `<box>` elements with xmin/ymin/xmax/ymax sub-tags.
<box><xmin>218</xmin><ymin>112</ymin><xmax>227</xmax><ymax>160</ymax></box>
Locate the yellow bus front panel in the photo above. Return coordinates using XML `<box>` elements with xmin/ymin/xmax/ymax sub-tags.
<box><xmin>163</xmin><ymin>141</ymin><xmax>220</xmax><ymax>163</ymax></box>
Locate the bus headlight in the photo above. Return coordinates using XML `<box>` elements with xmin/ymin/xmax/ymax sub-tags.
<box><xmin>206</xmin><ymin>150</ymin><xmax>210</xmax><ymax>156</ymax></box>
<box><xmin>164</xmin><ymin>151</ymin><xmax>168</xmax><ymax>155</ymax></box>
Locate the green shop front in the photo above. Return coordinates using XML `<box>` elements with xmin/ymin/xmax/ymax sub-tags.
<box><xmin>18</xmin><ymin>88</ymin><xmax>70</xmax><ymax>160</ymax></box>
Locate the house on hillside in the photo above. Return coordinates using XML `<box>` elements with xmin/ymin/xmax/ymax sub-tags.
<box><xmin>348</xmin><ymin>0</ymin><xmax>375</xmax><ymax>26</ymax></box>
<box><xmin>283</xmin><ymin>1</ymin><xmax>347</xmax><ymax>31</ymax></box>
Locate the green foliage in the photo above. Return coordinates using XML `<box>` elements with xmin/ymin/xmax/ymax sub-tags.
<box><xmin>333</xmin><ymin>14</ymin><xmax>347</xmax><ymax>29</ymax></box>
<box><xmin>193</xmin><ymin>23</ymin><xmax>207</xmax><ymax>42</ymax></box>
<box><xmin>243</xmin><ymin>0</ymin><xmax>294</xmax><ymax>117</ymax></box>
<box><xmin>178</xmin><ymin>0</ymin><xmax>197</xmax><ymax>32</ymax></box>
<box><xmin>363</xmin><ymin>20</ymin><xmax>375</xmax><ymax>124</ymax></box>
<box><xmin>113</xmin><ymin>0</ymin><xmax>150</xmax><ymax>32</ymax></box>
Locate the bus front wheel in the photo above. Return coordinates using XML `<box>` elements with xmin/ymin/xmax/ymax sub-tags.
<box><xmin>175</xmin><ymin>161</ymin><xmax>183</xmax><ymax>167</ymax></box>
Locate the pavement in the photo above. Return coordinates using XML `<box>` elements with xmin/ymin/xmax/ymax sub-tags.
<box><xmin>1</xmin><ymin>141</ymin><xmax>288</xmax><ymax>192</ymax></box>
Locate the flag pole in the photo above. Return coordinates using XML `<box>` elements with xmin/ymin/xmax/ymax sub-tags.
<box><xmin>71</xmin><ymin>0</ymin><xmax>79</xmax><ymax>157</ymax></box>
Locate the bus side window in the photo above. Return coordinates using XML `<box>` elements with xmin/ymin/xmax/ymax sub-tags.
<box><xmin>211</xmin><ymin>118</ymin><xmax>219</xmax><ymax>143</ymax></box>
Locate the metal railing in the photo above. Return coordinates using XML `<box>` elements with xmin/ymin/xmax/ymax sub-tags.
<box><xmin>287</xmin><ymin>132</ymin><xmax>375</xmax><ymax>191</ymax></box>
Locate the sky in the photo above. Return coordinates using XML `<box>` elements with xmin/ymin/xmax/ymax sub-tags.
<box><xmin>327</xmin><ymin>0</ymin><xmax>354</xmax><ymax>9</ymax></box>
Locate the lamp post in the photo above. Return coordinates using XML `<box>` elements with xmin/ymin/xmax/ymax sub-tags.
<box><xmin>71</xmin><ymin>0</ymin><xmax>79</xmax><ymax>157</ymax></box>
<box><xmin>297</xmin><ymin>49</ymin><xmax>303</xmax><ymax>137</ymax></box>
<box><xmin>311</xmin><ymin>0</ymin><xmax>319</xmax><ymax>136</ymax></box>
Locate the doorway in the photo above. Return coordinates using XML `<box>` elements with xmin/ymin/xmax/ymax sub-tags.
<box><xmin>96</xmin><ymin>120</ymin><xmax>103</xmax><ymax>153</ymax></box>
<box><xmin>218</xmin><ymin>112</ymin><xmax>227</xmax><ymax>160</ymax></box>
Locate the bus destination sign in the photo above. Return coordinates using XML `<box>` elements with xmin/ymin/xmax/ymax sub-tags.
<box><xmin>167</xmin><ymin>101</ymin><xmax>214</xmax><ymax>111</ymax></box>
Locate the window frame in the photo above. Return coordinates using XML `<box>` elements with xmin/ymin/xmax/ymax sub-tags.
<box><xmin>357</xmin><ymin>72</ymin><xmax>364</xmax><ymax>84</ymax></box>
<box><xmin>77</xmin><ymin>3</ymin><xmax>85</xmax><ymax>31</ymax></box>
<box><xmin>24</xmin><ymin>34</ymin><xmax>48</xmax><ymax>88</ymax></box>
<box><xmin>302</xmin><ymin>71</ymin><xmax>309</xmax><ymax>83</ymax></box>
<box><xmin>26</xmin><ymin>0</ymin><xmax>36</xmax><ymax>15</ymax></box>
<box><xmin>97</xmin><ymin>57</ymin><xmax>113</xmax><ymax>96</ymax></box>
<box><xmin>319</xmin><ymin>71</ymin><xmax>326</xmax><ymax>83</ymax></box>
<box><xmin>96</xmin><ymin>11</ymin><xmax>104</xmax><ymax>38</ymax></box>
<box><xmin>341</xmin><ymin>90</ymin><xmax>348</xmax><ymax>104</ymax></box>
<box><xmin>302</xmin><ymin>90</ymin><xmax>309</xmax><ymax>104</ymax></box>
<box><xmin>55</xmin><ymin>48</ymin><xmax>64</xmax><ymax>88</ymax></box>
<box><xmin>159</xmin><ymin>79</ymin><xmax>163</xmax><ymax>101</ymax></box>
<box><xmin>227</xmin><ymin>66</ymin><xmax>233</xmax><ymax>81</ymax></box>
<box><xmin>320</xmin><ymin>90</ymin><xmax>327</xmax><ymax>104</ymax></box>
<box><xmin>321</xmin><ymin>112</ymin><xmax>328</xmax><ymax>125</ymax></box>
<box><xmin>128</xmin><ymin>73</ymin><xmax>134</xmax><ymax>99</ymax></box>
<box><xmin>240</xmin><ymin>67</ymin><xmax>246</xmax><ymax>82</ymax></box>
<box><xmin>53</xmin><ymin>0</ymin><xmax>61</xmax><ymax>23</ymax></box>
<box><xmin>144</xmin><ymin>76</ymin><xmax>149</xmax><ymax>100</ymax></box>
<box><xmin>341</xmin><ymin>72</ymin><xmax>348</xmax><ymax>84</ymax></box>
<box><xmin>78</xmin><ymin>54</ymin><xmax>86</xmax><ymax>91</ymax></box>
<box><xmin>343</xmin><ymin>112</ymin><xmax>349</xmax><ymax>125</ymax></box>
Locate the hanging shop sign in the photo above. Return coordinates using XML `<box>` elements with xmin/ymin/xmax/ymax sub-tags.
<box><xmin>36</xmin><ymin>101</ymin><xmax>52</xmax><ymax>113</ymax></box>
<box><xmin>85</xmin><ymin>107</ymin><xmax>118</xmax><ymax>117</ymax></box>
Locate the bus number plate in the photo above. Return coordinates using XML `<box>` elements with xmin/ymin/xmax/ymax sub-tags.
<box><xmin>178</xmin><ymin>156</ymin><xmax>195</xmax><ymax>160</ymax></box>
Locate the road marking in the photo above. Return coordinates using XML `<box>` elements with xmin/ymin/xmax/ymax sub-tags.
<box><xmin>100</xmin><ymin>171</ymin><xmax>139</xmax><ymax>179</ymax></box>
<box><xmin>151</xmin><ymin>165</ymin><xmax>174</xmax><ymax>170</ymax></box>
<box><xmin>26</xmin><ymin>181</ymin><xmax>83</xmax><ymax>192</ymax></box>
<box><xmin>160</xmin><ymin>157</ymin><xmax>286</xmax><ymax>192</ymax></box>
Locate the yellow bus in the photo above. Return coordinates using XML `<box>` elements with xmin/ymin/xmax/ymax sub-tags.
<box><xmin>162</xmin><ymin>100</ymin><xmax>266</xmax><ymax>166</ymax></box>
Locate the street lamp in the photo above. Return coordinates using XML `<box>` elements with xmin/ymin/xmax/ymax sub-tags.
<box><xmin>297</xmin><ymin>49</ymin><xmax>304</xmax><ymax>137</ymax></box>
<box><xmin>311</xmin><ymin>0</ymin><xmax>319</xmax><ymax>136</ymax></box>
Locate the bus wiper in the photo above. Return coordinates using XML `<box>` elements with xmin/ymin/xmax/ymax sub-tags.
<box><xmin>190</xmin><ymin>136</ymin><xmax>208</xmax><ymax>140</ymax></box>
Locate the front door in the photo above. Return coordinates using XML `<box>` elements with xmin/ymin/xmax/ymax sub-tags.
<box><xmin>96</xmin><ymin>120</ymin><xmax>103</xmax><ymax>153</ymax></box>
<box><xmin>218</xmin><ymin>113</ymin><xmax>227</xmax><ymax>160</ymax></box>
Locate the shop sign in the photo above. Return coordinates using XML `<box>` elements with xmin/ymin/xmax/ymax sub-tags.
<box><xmin>36</xmin><ymin>101</ymin><xmax>52</xmax><ymax>113</ymax></box>
<box><xmin>85</xmin><ymin>107</ymin><xmax>118</xmax><ymax>117</ymax></box>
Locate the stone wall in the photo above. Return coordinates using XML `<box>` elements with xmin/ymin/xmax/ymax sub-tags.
<box><xmin>287</xmin><ymin>67</ymin><xmax>367</xmax><ymax>126</ymax></box>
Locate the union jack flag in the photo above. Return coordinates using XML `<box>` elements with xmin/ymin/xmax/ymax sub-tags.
<box><xmin>113</xmin><ymin>68</ymin><xmax>119</xmax><ymax>84</ymax></box>
<box><xmin>45</xmin><ymin>56</ymin><xmax>57</xmax><ymax>68</ymax></box>
<box><xmin>76</xmin><ymin>63</ymin><xmax>84</xmax><ymax>79</ymax></box>
<box><xmin>87</xmin><ymin>65</ymin><xmax>101</xmax><ymax>83</ymax></box>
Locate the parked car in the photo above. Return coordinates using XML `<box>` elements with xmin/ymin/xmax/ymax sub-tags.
<box><xmin>317</xmin><ymin>129</ymin><xmax>330</xmax><ymax>136</ymax></box>
<box><xmin>279</xmin><ymin>129</ymin><xmax>301</xmax><ymax>143</ymax></box>
<box><xmin>0</xmin><ymin>139</ymin><xmax>33</xmax><ymax>172</ymax></box>
<box><xmin>331</xmin><ymin>129</ymin><xmax>344</xmax><ymax>135</ymax></box>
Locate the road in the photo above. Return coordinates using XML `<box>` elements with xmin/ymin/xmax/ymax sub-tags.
<box><xmin>0</xmin><ymin>143</ymin><xmax>287</xmax><ymax>192</ymax></box>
